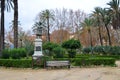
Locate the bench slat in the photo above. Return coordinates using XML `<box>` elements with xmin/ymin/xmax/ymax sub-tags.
<box><xmin>46</xmin><ymin>61</ymin><xmax>70</xmax><ymax>69</ymax></box>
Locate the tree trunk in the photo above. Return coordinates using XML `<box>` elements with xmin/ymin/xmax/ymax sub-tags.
<box><xmin>98</xmin><ymin>27</ymin><xmax>103</xmax><ymax>45</ymax></box>
<box><xmin>0</xmin><ymin>0</ymin><xmax>5</xmax><ymax>54</ymax></box>
<box><xmin>13</xmin><ymin>0</ymin><xmax>18</xmax><ymax>48</ymax></box>
<box><xmin>88</xmin><ymin>29</ymin><xmax>93</xmax><ymax>47</ymax></box>
<box><xmin>105</xmin><ymin>25</ymin><xmax>112</xmax><ymax>46</ymax></box>
<box><xmin>115</xmin><ymin>29</ymin><xmax>120</xmax><ymax>45</ymax></box>
<box><xmin>47</xmin><ymin>17</ymin><xmax>50</xmax><ymax>42</ymax></box>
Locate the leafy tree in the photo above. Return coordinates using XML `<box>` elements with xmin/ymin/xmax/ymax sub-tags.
<box><xmin>62</xmin><ymin>39</ymin><xmax>81</xmax><ymax>58</ymax></box>
<box><xmin>53</xmin><ymin>47</ymin><xmax>65</xmax><ymax>58</ymax></box>
<box><xmin>43</xmin><ymin>42</ymin><xmax>59</xmax><ymax>56</ymax></box>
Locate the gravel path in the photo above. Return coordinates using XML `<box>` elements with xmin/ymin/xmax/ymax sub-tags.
<box><xmin>0</xmin><ymin>61</ymin><xmax>120</xmax><ymax>80</ymax></box>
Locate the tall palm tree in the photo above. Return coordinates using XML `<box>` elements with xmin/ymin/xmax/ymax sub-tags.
<box><xmin>93</xmin><ymin>7</ymin><xmax>103</xmax><ymax>46</ymax></box>
<box><xmin>81</xmin><ymin>18</ymin><xmax>94</xmax><ymax>47</ymax></box>
<box><xmin>32</xmin><ymin>21</ymin><xmax>44</xmax><ymax>36</ymax></box>
<box><xmin>107</xmin><ymin>0</ymin><xmax>120</xmax><ymax>45</ymax></box>
<box><xmin>0</xmin><ymin>0</ymin><xmax>13</xmax><ymax>54</ymax></box>
<box><xmin>100</xmin><ymin>8</ymin><xmax>112</xmax><ymax>45</ymax></box>
<box><xmin>0</xmin><ymin>0</ymin><xmax>5</xmax><ymax>54</ymax></box>
<box><xmin>40</xmin><ymin>9</ymin><xmax>54</xmax><ymax>42</ymax></box>
<box><xmin>13</xmin><ymin>0</ymin><xmax>18</xmax><ymax>48</ymax></box>
<box><xmin>107</xmin><ymin>0</ymin><xmax>120</xmax><ymax>29</ymax></box>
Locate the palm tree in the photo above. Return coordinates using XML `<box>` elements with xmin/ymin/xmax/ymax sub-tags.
<box><xmin>0</xmin><ymin>0</ymin><xmax>13</xmax><ymax>54</ymax></box>
<box><xmin>32</xmin><ymin>21</ymin><xmax>44</xmax><ymax>35</ymax></box>
<box><xmin>93</xmin><ymin>7</ymin><xmax>103</xmax><ymax>46</ymax></box>
<box><xmin>100</xmin><ymin>8</ymin><xmax>112</xmax><ymax>45</ymax></box>
<box><xmin>0</xmin><ymin>0</ymin><xmax>5</xmax><ymax>54</ymax></box>
<box><xmin>81</xmin><ymin>18</ymin><xmax>94</xmax><ymax>47</ymax></box>
<box><xmin>40</xmin><ymin>9</ymin><xmax>54</xmax><ymax>42</ymax></box>
<box><xmin>107</xmin><ymin>0</ymin><xmax>120</xmax><ymax>45</ymax></box>
<box><xmin>107</xmin><ymin>0</ymin><xmax>120</xmax><ymax>29</ymax></box>
<box><xmin>13</xmin><ymin>0</ymin><xmax>18</xmax><ymax>48</ymax></box>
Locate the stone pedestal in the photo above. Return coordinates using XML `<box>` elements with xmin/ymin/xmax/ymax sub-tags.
<box><xmin>32</xmin><ymin>38</ymin><xmax>43</xmax><ymax>60</ymax></box>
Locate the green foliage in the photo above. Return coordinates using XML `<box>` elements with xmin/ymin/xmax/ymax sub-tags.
<box><xmin>75</xmin><ymin>54</ymin><xmax>120</xmax><ymax>60</ymax></box>
<box><xmin>0</xmin><ymin>59</ymin><xmax>32</xmax><ymax>68</ymax></box>
<box><xmin>43</xmin><ymin>42</ymin><xmax>59</xmax><ymax>51</ymax></box>
<box><xmin>1</xmin><ymin>49</ymin><xmax>10</xmax><ymax>59</ymax></box>
<box><xmin>1</xmin><ymin>48</ymin><xmax>27</xmax><ymax>59</ymax></box>
<box><xmin>10</xmin><ymin>48</ymin><xmax>27</xmax><ymax>59</ymax></box>
<box><xmin>68</xmin><ymin>50</ymin><xmax>76</xmax><ymax>58</ymax></box>
<box><xmin>43</xmin><ymin>42</ymin><xmax>59</xmax><ymax>56</ymax></box>
<box><xmin>83</xmin><ymin>46</ymin><xmax>120</xmax><ymax>55</ymax></box>
<box><xmin>82</xmin><ymin>47</ymin><xmax>92</xmax><ymax>53</ymax></box>
<box><xmin>62</xmin><ymin>39</ymin><xmax>81</xmax><ymax>50</ymax></box>
<box><xmin>109</xmin><ymin>46</ymin><xmax>120</xmax><ymax>55</ymax></box>
<box><xmin>23</xmin><ymin>40</ymin><xmax>34</xmax><ymax>57</ymax></box>
<box><xmin>62</xmin><ymin>39</ymin><xmax>81</xmax><ymax>58</ymax></box>
<box><xmin>73</xmin><ymin>58</ymin><xmax>115</xmax><ymax>66</ymax></box>
<box><xmin>10</xmin><ymin>49</ymin><xmax>20</xmax><ymax>59</ymax></box>
<box><xmin>53</xmin><ymin>47</ymin><xmax>65</xmax><ymax>58</ymax></box>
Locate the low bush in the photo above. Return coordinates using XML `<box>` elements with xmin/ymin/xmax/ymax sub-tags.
<box><xmin>1</xmin><ymin>48</ymin><xmax>27</xmax><ymax>59</ymax></box>
<box><xmin>53</xmin><ymin>47</ymin><xmax>65</xmax><ymax>58</ymax></box>
<box><xmin>1</xmin><ymin>49</ymin><xmax>10</xmax><ymax>59</ymax></box>
<box><xmin>82</xmin><ymin>47</ymin><xmax>92</xmax><ymax>54</ymax></box>
<box><xmin>68</xmin><ymin>50</ymin><xmax>76</xmax><ymax>58</ymax></box>
<box><xmin>0</xmin><ymin>59</ymin><xmax>32</xmax><ymax>68</ymax></box>
<box><xmin>75</xmin><ymin>54</ymin><xmax>120</xmax><ymax>60</ymax></box>
<box><xmin>83</xmin><ymin>46</ymin><xmax>120</xmax><ymax>55</ymax></box>
<box><xmin>73</xmin><ymin>58</ymin><xmax>115</xmax><ymax>66</ymax></box>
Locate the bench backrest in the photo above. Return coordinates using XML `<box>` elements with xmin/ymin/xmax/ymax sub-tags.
<box><xmin>46</xmin><ymin>61</ymin><xmax>70</xmax><ymax>66</ymax></box>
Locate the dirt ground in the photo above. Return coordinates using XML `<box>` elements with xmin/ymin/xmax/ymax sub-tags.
<box><xmin>0</xmin><ymin>61</ymin><xmax>120</xmax><ymax>80</ymax></box>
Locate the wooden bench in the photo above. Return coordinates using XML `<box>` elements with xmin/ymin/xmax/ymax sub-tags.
<box><xmin>46</xmin><ymin>61</ymin><xmax>70</xmax><ymax>69</ymax></box>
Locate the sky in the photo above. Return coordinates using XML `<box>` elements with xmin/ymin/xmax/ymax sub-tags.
<box><xmin>5</xmin><ymin>0</ymin><xmax>111</xmax><ymax>31</ymax></box>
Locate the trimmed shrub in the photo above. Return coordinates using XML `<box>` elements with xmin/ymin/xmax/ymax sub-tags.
<box><xmin>83</xmin><ymin>46</ymin><xmax>120</xmax><ymax>55</ymax></box>
<box><xmin>73</xmin><ymin>58</ymin><xmax>115</xmax><ymax>66</ymax></box>
<box><xmin>53</xmin><ymin>47</ymin><xmax>65</xmax><ymax>58</ymax></box>
<box><xmin>0</xmin><ymin>59</ymin><xmax>32</xmax><ymax>68</ymax></box>
<box><xmin>62</xmin><ymin>39</ymin><xmax>82</xmax><ymax>58</ymax></box>
<box><xmin>43</xmin><ymin>42</ymin><xmax>59</xmax><ymax>56</ymax></box>
<box><xmin>82</xmin><ymin>47</ymin><xmax>91</xmax><ymax>54</ymax></box>
<box><xmin>10</xmin><ymin>49</ymin><xmax>20</xmax><ymax>59</ymax></box>
<box><xmin>68</xmin><ymin>50</ymin><xmax>76</xmax><ymax>58</ymax></box>
<box><xmin>1</xmin><ymin>49</ymin><xmax>10</xmax><ymax>59</ymax></box>
<box><xmin>93</xmin><ymin>46</ymin><xmax>104</xmax><ymax>54</ymax></box>
<box><xmin>110</xmin><ymin>46</ymin><xmax>120</xmax><ymax>55</ymax></box>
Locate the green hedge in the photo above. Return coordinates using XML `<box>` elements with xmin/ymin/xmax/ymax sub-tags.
<box><xmin>0</xmin><ymin>59</ymin><xmax>32</xmax><ymax>68</ymax></box>
<box><xmin>0</xmin><ymin>57</ymin><xmax>116</xmax><ymax>68</ymax></box>
<box><xmin>73</xmin><ymin>58</ymin><xmax>115</xmax><ymax>66</ymax></box>
<box><xmin>82</xmin><ymin>46</ymin><xmax>120</xmax><ymax>55</ymax></box>
<box><xmin>75</xmin><ymin>54</ymin><xmax>120</xmax><ymax>60</ymax></box>
<box><xmin>1</xmin><ymin>48</ymin><xmax>27</xmax><ymax>59</ymax></box>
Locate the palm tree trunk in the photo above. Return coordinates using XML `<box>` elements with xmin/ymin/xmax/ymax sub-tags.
<box><xmin>0</xmin><ymin>0</ymin><xmax>5</xmax><ymax>54</ymax></box>
<box><xmin>13</xmin><ymin>0</ymin><xmax>18</xmax><ymax>48</ymax></box>
<box><xmin>89</xmin><ymin>30</ymin><xmax>93</xmax><ymax>47</ymax></box>
<box><xmin>47</xmin><ymin>17</ymin><xmax>50</xmax><ymax>42</ymax></box>
<box><xmin>105</xmin><ymin>25</ymin><xmax>112</xmax><ymax>46</ymax></box>
<box><xmin>88</xmin><ymin>29</ymin><xmax>93</xmax><ymax>54</ymax></box>
<box><xmin>115</xmin><ymin>29</ymin><xmax>120</xmax><ymax>45</ymax></box>
<box><xmin>98</xmin><ymin>27</ymin><xmax>103</xmax><ymax>45</ymax></box>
